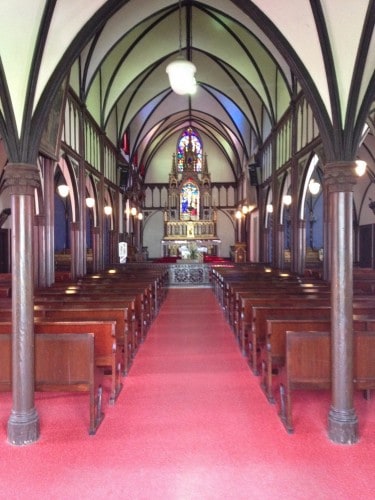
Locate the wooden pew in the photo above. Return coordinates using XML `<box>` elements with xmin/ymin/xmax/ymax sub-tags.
<box><xmin>36</xmin><ymin>320</ymin><xmax>121</xmax><ymax>404</ymax></box>
<box><xmin>38</xmin><ymin>282</ymin><xmax>149</xmax><ymax>344</ymax></box>
<box><xmin>262</xmin><ymin>318</ymin><xmax>331</xmax><ymax>403</ymax></box>
<box><xmin>247</xmin><ymin>301</ymin><xmax>375</xmax><ymax>374</ymax></box>
<box><xmin>231</xmin><ymin>285</ymin><xmax>330</xmax><ymax>335</ymax></box>
<box><xmin>34</xmin><ymin>305</ymin><xmax>131</xmax><ymax>376</ymax></box>
<box><xmin>0</xmin><ymin>320</ymin><xmax>121</xmax><ymax>404</ymax></box>
<box><xmin>34</xmin><ymin>294</ymin><xmax>139</xmax><ymax>356</ymax></box>
<box><xmin>279</xmin><ymin>330</ymin><xmax>375</xmax><ymax>433</ymax></box>
<box><xmin>0</xmin><ymin>333</ymin><xmax>104</xmax><ymax>435</ymax></box>
<box><xmin>0</xmin><ymin>286</ymin><xmax>11</xmax><ymax>297</ymax></box>
<box><xmin>238</xmin><ymin>293</ymin><xmax>330</xmax><ymax>353</ymax></box>
<box><xmin>246</xmin><ymin>303</ymin><xmax>331</xmax><ymax>372</ymax></box>
<box><xmin>228</xmin><ymin>281</ymin><xmax>329</xmax><ymax>330</ymax></box>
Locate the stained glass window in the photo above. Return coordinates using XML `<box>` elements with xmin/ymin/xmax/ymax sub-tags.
<box><xmin>180</xmin><ymin>180</ymin><xmax>199</xmax><ymax>220</ymax></box>
<box><xmin>177</xmin><ymin>127</ymin><xmax>202</xmax><ymax>172</ymax></box>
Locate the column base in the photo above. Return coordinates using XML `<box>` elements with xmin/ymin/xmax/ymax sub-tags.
<box><xmin>327</xmin><ymin>406</ymin><xmax>358</xmax><ymax>444</ymax></box>
<box><xmin>7</xmin><ymin>407</ymin><xmax>40</xmax><ymax>446</ymax></box>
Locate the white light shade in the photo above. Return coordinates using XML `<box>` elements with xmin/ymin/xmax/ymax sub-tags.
<box><xmin>86</xmin><ymin>197</ymin><xmax>95</xmax><ymax>208</ymax></box>
<box><xmin>130</xmin><ymin>207</ymin><xmax>137</xmax><ymax>216</ymax></box>
<box><xmin>57</xmin><ymin>184</ymin><xmax>69</xmax><ymax>198</ymax></box>
<box><xmin>283</xmin><ymin>194</ymin><xmax>292</xmax><ymax>206</ymax></box>
<box><xmin>235</xmin><ymin>210</ymin><xmax>242</xmax><ymax>219</ymax></box>
<box><xmin>242</xmin><ymin>206</ymin><xmax>249</xmax><ymax>215</ymax></box>
<box><xmin>137</xmin><ymin>212</ymin><xmax>144</xmax><ymax>221</ymax></box>
<box><xmin>309</xmin><ymin>179</ymin><xmax>321</xmax><ymax>195</ymax></box>
<box><xmin>355</xmin><ymin>159</ymin><xmax>367</xmax><ymax>177</ymax></box>
<box><xmin>104</xmin><ymin>205</ymin><xmax>112</xmax><ymax>215</ymax></box>
<box><xmin>166</xmin><ymin>59</ymin><xmax>197</xmax><ymax>95</ymax></box>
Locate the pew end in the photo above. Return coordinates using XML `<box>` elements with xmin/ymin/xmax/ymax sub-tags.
<box><xmin>278</xmin><ymin>330</ymin><xmax>331</xmax><ymax>434</ymax></box>
<box><xmin>0</xmin><ymin>333</ymin><xmax>105</xmax><ymax>436</ymax></box>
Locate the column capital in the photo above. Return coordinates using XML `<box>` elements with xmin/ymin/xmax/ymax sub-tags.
<box><xmin>1</xmin><ymin>163</ymin><xmax>40</xmax><ymax>196</ymax></box>
<box><xmin>324</xmin><ymin>161</ymin><xmax>357</xmax><ymax>193</ymax></box>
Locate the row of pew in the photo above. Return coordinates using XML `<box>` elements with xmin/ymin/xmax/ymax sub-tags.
<box><xmin>0</xmin><ymin>264</ymin><xmax>169</xmax><ymax>435</ymax></box>
<box><xmin>211</xmin><ymin>263</ymin><xmax>375</xmax><ymax>433</ymax></box>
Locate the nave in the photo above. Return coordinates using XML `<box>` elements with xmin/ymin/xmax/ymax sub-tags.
<box><xmin>1</xmin><ymin>287</ymin><xmax>375</xmax><ymax>499</ymax></box>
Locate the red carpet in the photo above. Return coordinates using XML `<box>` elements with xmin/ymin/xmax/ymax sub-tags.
<box><xmin>1</xmin><ymin>288</ymin><xmax>374</xmax><ymax>499</ymax></box>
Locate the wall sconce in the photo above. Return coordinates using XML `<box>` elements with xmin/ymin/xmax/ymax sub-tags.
<box><xmin>308</xmin><ymin>179</ymin><xmax>321</xmax><ymax>195</ymax></box>
<box><xmin>137</xmin><ymin>212</ymin><xmax>143</xmax><ymax>221</ymax></box>
<box><xmin>130</xmin><ymin>207</ymin><xmax>137</xmax><ymax>217</ymax></box>
<box><xmin>104</xmin><ymin>206</ymin><xmax>112</xmax><ymax>216</ymax></box>
<box><xmin>355</xmin><ymin>159</ymin><xmax>367</xmax><ymax>177</ymax></box>
<box><xmin>235</xmin><ymin>210</ymin><xmax>242</xmax><ymax>219</ymax></box>
<box><xmin>57</xmin><ymin>184</ymin><xmax>69</xmax><ymax>198</ymax></box>
<box><xmin>283</xmin><ymin>194</ymin><xmax>292</xmax><ymax>206</ymax></box>
<box><xmin>86</xmin><ymin>197</ymin><xmax>95</xmax><ymax>208</ymax></box>
<box><xmin>266</xmin><ymin>204</ymin><xmax>273</xmax><ymax>213</ymax></box>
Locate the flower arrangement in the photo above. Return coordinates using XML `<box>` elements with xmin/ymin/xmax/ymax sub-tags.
<box><xmin>179</xmin><ymin>242</ymin><xmax>201</xmax><ymax>260</ymax></box>
<box><xmin>189</xmin><ymin>242</ymin><xmax>199</xmax><ymax>260</ymax></box>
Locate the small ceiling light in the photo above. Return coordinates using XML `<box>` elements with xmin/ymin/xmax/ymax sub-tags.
<box><xmin>86</xmin><ymin>197</ymin><xmax>95</xmax><ymax>208</ymax></box>
<box><xmin>104</xmin><ymin>205</ymin><xmax>112</xmax><ymax>216</ymax></box>
<box><xmin>309</xmin><ymin>179</ymin><xmax>321</xmax><ymax>195</ymax></box>
<box><xmin>283</xmin><ymin>194</ymin><xmax>292</xmax><ymax>206</ymax></box>
<box><xmin>355</xmin><ymin>159</ymin><xmax>367</xmax><ymax>177</ymax></box>
<box><xmin>57</xmin><ymin>184</ymin><xmax>69</xmax><ymax>198</ymax></box>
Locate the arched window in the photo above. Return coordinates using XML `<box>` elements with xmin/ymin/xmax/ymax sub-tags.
<box><xmin>180</xmin><ymin>180</ymin><xmax>199</xmax><ymax>221</ymax></box>
<box><xmin>177</xmin><ymin>127</ymin><xmax>202</xmax><ymax>172</ymax></box>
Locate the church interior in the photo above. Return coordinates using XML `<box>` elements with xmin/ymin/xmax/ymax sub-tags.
<box><xmin>0</xmin><ymin>1</ymin><xmax>375</xmax><ymax>497</ymax></box>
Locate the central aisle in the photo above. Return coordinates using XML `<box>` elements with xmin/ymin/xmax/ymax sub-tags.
<box><xmin>127</xmin><ymin>287</ymin><xmax>259</xmax><ymax>462</ymax></box>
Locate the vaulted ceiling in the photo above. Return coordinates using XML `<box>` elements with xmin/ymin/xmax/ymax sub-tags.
<box><xmin>76</xmin><ymin>1</ymin><xmax>293</xmax><ymax>177</ymax></box>
<box><xmin>0</xmin><ymin>1</ymin><xmax>374</xmax><ymax>173</ymax></box>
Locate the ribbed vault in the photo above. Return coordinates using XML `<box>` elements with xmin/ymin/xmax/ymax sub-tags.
<box><xmin>0</xmin><ymin>1</ymin><xmax>374</xmax><ymax>172</ymax></box>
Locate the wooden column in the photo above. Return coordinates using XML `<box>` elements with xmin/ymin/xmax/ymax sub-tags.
<box><xmin>43</xmin><ymin>158</ymin><xmax>55</xmax><ymax>286</ymax></box>
<box><xmin>70</xmin><ymin>221</ymin><xmax>80</xmax><ymax>281</ymax></box>
<box><xmin>2</xmin><ymin>163</ymin><xmax>40</xmax><ymax>445</ymax></box>
<box><xmin>324</xmin><ymin>161</ymin><xmax>358</xmax><ymax>444</ymax></box>
<box><xmin>274</xmin><ymin>223</ymin><xmax>284</xmax><ymax>270</ymax></box>
<box><xmin>92</xmin><ymin>226</ymin><xmax>100</xmax><ymax>273</ymax></box>
<box><xmin>33</xmin><ymin>214</ymin><xmax>46</xmax><ymax>287</ymax></box>
<box><xmin>294</xmin><ymin>219</ymin><xmax>306</xmax><ymax>276</ymax></box>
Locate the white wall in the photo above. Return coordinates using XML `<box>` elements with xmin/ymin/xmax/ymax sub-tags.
<box><xmin>142</xmin><ymin>210</ymin><xmax>164</xmax><ymax>259</ymax></box>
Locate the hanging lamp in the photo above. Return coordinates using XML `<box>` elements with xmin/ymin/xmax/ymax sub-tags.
<box><xmin>166</xmin><ymin>0</ymin><xmax>197</xmax><ymax>95</ymax></box>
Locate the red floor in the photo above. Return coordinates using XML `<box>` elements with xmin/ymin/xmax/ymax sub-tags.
<box><xmin>1</xmin><ymin>288</ymin><xmax>375</xmax><ymax>499</ymax></box>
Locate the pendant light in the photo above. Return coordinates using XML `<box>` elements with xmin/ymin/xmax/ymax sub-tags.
<box><xmin>166</xmin><ymin>0</ymin><xmax>197</xmax><ymax>95</ymax></box>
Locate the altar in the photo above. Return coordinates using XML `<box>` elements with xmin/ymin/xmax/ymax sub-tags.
<box><xmin>168</xmin><ymin>263</ymin><xmax>211</xmax><ymax>287</ymax></box>
<box><xmin>161</xmin><ymin>127</ymin><xmax>221</xmax><ymax>259</ymax></box>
